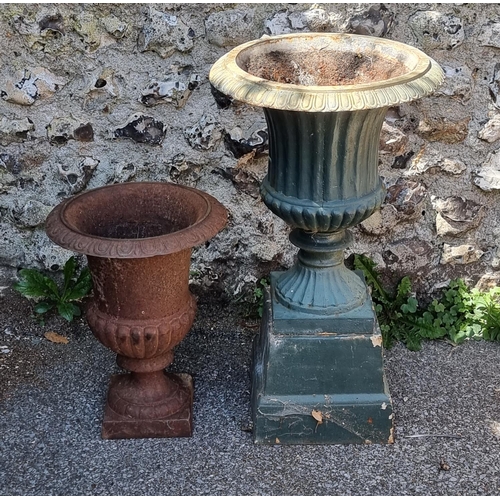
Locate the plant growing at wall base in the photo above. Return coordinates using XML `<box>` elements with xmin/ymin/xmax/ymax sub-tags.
<box><xmin>253</xmin><ymin>277</ymin><xmax>270</xmax><ymax>318</ymax></box>
<box><xmin>13</xmin><ymin>256</ymin><xmax>92</xmax><ymax>323</ymax></box>
<box><xmin>354</xmin><ymin>254</ymin><xmax>500</xmax><ymax>351</ymax></box>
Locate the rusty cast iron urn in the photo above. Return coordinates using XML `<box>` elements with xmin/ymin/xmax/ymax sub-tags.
<box><xmin>210</xmin><ymin>33</ymin><xmax>443</xmax><ymax>444</ymax></box>
<box><xmin>46</xmin><ymin>182</ymin><xmax>227</xmax><ymax>439</ymax></box>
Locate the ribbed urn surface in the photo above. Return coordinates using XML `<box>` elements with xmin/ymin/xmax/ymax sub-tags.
<box><xmin>46</xmin><ymin>182</ymin><xmax>227</xmax><ymax>439</ymax></box>
<box><xmin>210</xmin><ymin>33</ymin><xmax>443</xmax><ymax>315</ymax></box>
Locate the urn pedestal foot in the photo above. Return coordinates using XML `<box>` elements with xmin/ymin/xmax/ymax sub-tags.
<box><xmin>102</xmin><ymin>372</ymin><xmax>193</xmax><ymax>440</ymax></box>
<box><xmin>251</xmin><ymin>286</ymin><xmax>393</xmax><ymax>445</ymax></box>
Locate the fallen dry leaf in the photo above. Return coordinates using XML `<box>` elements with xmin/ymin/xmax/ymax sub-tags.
<box><xmin>44</xmin><ymin>331</ymin><xmax>69</xmax><ymax>344</ymax></box>
<box><xmin>275</xmin><ymin>437</ymin><xmax>280</xmax><ymax>444</ymax></box>
<box><xmin>439</xmin><ymin>458</ymin><xmax>451</xmax><ymax>471</ymax></box>
<box><xmin>311</xmin><ymin>409</ymin><xmax>323</xmax><ymax>424</ymax></box>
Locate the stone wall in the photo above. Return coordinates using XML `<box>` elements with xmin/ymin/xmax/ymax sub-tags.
<box><xmin>1</xmin><ymin>3</ymin><xmax>500</xmax><ymax>298</ymax></box>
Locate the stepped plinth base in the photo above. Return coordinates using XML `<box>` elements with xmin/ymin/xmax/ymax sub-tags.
<box><xmin>251</xmin><ymin>285</ymin><xmax>393</xmax><ymax>445</ymax></box>
<box><xmin>101</xmin><ymin>373</ymin><xmax>193</xmax><ymax>440</ymax></box>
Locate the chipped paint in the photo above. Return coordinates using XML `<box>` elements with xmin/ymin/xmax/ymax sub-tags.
<box><xmin>371</xmin><ymin>334</ymin><xmax>383</xmax><ymax>347</ymax></box>
<box><xmin>381</xmin><ymin>402</ymin><xmax>387</xmax><ymax>410</ymax></box>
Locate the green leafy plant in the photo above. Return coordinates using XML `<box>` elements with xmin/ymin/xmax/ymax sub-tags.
<box><xmin>13</xmin><ymin>256</ymin><xmax>92</xmax><ymax>323</ymax></box>
<box><xmin>354</xmin><ymin>254</ymin><xmax>500</xmax><ymax>351</ymax></box>
<box><xmin>253</xmin><ymin>277</ymin><xmax>270</xmax><ymax>318</ymax></box>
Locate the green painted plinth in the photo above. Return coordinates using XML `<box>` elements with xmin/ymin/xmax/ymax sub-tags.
<box><xmin>251</xmin><ymin>281</ymin><xmax>394</xmax><ymax>445</ymax></box>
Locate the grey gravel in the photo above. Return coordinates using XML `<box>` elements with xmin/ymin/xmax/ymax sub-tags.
<box><xmin>1</xmin><ymin>288</ymin><xmax>500</xmax><ymax>495</ymax></box>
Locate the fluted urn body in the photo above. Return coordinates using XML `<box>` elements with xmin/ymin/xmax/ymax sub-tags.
<box><xmin>211</xmin><ymin>33</ymin><xmax>443</xmax><ymax>444</ymax></box>
<box><xmin>211</xmin><ymin>33</ymin><xmax>443</xmax><ymax>317</ymax></box>
<box><xmin>46</xmin><ymin>182</ymin><xmax>227</xmax><ymax>439</ymax></box>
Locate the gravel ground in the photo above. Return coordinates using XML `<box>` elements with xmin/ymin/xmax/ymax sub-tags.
<box><xmin>1</xmin><ymin>282</ymin><xmax>500</xmax><ymax>495</ymax></box>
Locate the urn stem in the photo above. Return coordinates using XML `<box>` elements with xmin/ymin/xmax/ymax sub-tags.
<box><xmin>274</xmin><ymin>229</ymin><xmax>367</xmax><ymax>315</ymax></box>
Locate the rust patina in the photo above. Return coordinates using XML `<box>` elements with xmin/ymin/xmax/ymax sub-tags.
<box><xmin>46</xmin><ymin>182</ymin><xmax>227</xmax><ymax>439</ymax></box>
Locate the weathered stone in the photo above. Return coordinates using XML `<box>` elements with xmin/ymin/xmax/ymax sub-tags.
<box><xmin>0</xmin><ymin>117</ymin><xmax>34</xmax><ymax>146</ymax></box>
<box><xmin>379</xmin><ymin>122</ymin><xmax>408</xmax><ymax>155</ymax></box>
<box><xmin>184</xmin><ymin>115</ymin><xmax>221</xmax><ymax>150</ymax></box>
<box><xmin>168</xmin><ymin>155</ymin><xmax>202</xmax><ymax>184</ymax></box>
<box><xmin>11</xmin><ymin>10</ymin><xmax>65</xmax><ymax>50</ymax></box>
<box><xmin>140</xmin><ymin>73</ymin><xmax>200</xmax><ymax>108</ymax></box>
<box><xmin>0</xmin><ymin>154</ymin><xmax>22</xmax><ymax>175</ymax></box>
<box><xmin>113</xmin><ymin>163</ymin><xmax>136</xmax><ymax>183</ymax></box>
<box><xmin>265</xmin><ymin>11</ymin><xmax>292</xmax><ymax>35</ymax></box>
<box><xmin>224</xmin><ymin>153</ymin><xmax>268</xmax><ymax>198</ymax></box>
<box><xmin>1</xmin><ymin>68</ymin><xmax>66</xmax><ymax>105</ymax></box>
<box><xmin>138</xmin><ymin>7</ymin><xmax>194</xmax><ymax>58</ymax></box>
<box><xmin>436</xmin><ymin>64</ymin><xmax>472</xmax><ymax>101</ymax></box>
<box><xmin>46</xmin><ymin>117</ymin><xmax>77</xmax><ymax>145</ymax></box>
<box><xmin>359</xmin><ymin>205</ymin><xmax>399</xmax><ymax>236</ymax></box>
<box><xmin>348</xmin><ymin>4</ymin><xmax>393</xmax><ymax>37</ymax></box>
<box><xmin>224</xmin><ymin>123</ymin><xmax>268</xmax><ymax>159</ymax></box>
<box><xmin>382</xmin><ymin>238</ymin><xmax>435</xmax><ymax>273</ymax></box>
<box><xmin>385</xmin><ymin>178</ymin><xmax>427</xmax><ymax>218</ymax></box>
<box><xmin>479</xmin><ymin>22</ymin><xmax>500</xmax><ymax>48</ymax></box>
<box><xmin>33</xmin><ymin>230</ymin><xmax>74</xmax><ymax>271</ymax></box>
<box><xmin>289</xmin><ymin>8</ymin><xmax>331</xmax><ymax>31</ymax></box>
<box><xmin>12</xmin><ymin>199</ymin><xmax>52</xmax><ymax>229</ymax></box>
<box><xmin>58</xmin><ymin>157</ymin><xmax>99</xmax><ymax>194</ymax></box>
<box><xmin>73</xmin><ymin>12</ymin><xmax>102</xmax><ymax>50</ymax></box>
<box><xmin>88</xmin><ymin>69</ymin><xmax>119</xmax><ymax>97</ymax></box>
<box><xmin>205</xmin><ymin>9</ymin><xmax>257</xmax><ymax>47</ymax></box>
<box><xmin>101</xmin><ymin>15</ymin><xmax>128</xmax><ymax>39</ymax></box>
<box><xmin>432</xmin><ymin>196</ymin><xmax>484</xmax><ymax>237</ymax></box>
<box><xmin>407</xmin><ymin>146</ymin><xmax>466</xmax><ymax>176</ymax></box>
<box><xmin>46</xmin><ymin>118</ymin><xmax>94</xmax><ymax>144</ymax></box>
<box><xmin>441</xmin><ymin>244</ymin><xmax>483</xmax><ymax>266</ymax></box>
<box><xmin>474</xmin><ymin>150</ymin><xmax>500</xmax><ymax>191</ymax></box>
<box><xmin>478</xmin><ymin>115</ymin><xmax>500</xmax><ymax>143</ymax></box>
<box><xmin>492</xmin><ymin>246</ymin><xmax>500</xmax><ymax>269</ymax></box>
<box><xmin>38</xmin><ymin>13</ymin><xmax>65</xmax><ymax>35</ymax></box>
<box><xmin>73</xmin><ymin>123</ymin><xmax>94</xmax><ymax>142</ymax></box>
<box><xmin>84</xmin><ymin>69</ymin><xmax>119</xmax><ymax>112</ymax></box>
<box><xmin>1</xmin><ymin>70</ymin><xmax>38</xmax><ymax>106</ymax></box>
<box><xmin>409</xmin><ymin>11</ymin><xmax>464</xmax><ymax>51</ymax></box>
<box><xmin>475</xmin><ymin>272</ymin><xmax>500</xmax><ymax>292</ymax></box>
<box><xmin>391</xmin><ymin>151</ymin><xmax>414</xmax><ymax>170</ymax></box>
<box><xmin>114</xmin><ymin>114</ymin><xmax>166</xmax><ymax>145</ymax></box>
<box><xmin>417</xmin><ymin>117</ymin><xmax>469</xmax><ymax>144</ymax></box>
<box><xmin>489</xmin><ymin>63</ymin><xmax>500</xmax><ymax>109</ymax></box>
<box><xmin>210</xmin><ymin>85</ymin><xmax>232</xmax><ymax>109</ymax></box>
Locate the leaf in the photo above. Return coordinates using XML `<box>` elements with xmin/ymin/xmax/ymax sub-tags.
<box><xmin>311</xmin><ymin>409</ymin><xmax>323</xmax><ymax>424</ymax></box>
<box><xmin>13</xmin><ymin>269</ymin><xmax>60</xmax><ymax>299</ymax></box>
<box><xmin>64</xmin><ymin>267</ymin><xmax>92</xmax><ymax>301</ymax></box>
<box><xmin>57</xmin><ymin>302</ymin><xmax>75</xmax><ymax>322</ymax></box>
<box><xmin>401</xmin><ymin>297</ymin><xmax>418</xmax><ymax>314</ymax></box>
<box><xmin>353</xmin><ymin>254</ymin><xmax>389</xmax><ymax>303</ymax></box>
<box><xmin>62</xmin><ymin>256</ymin><xmax>77</xmax><ymax>295</ymax></box>
<box><xmin>396</xmin><ymin>276</ymin><xmax>412</xmax><ymax>301</ymax></box>
<box><xmin>34</xmin><ymin>301</ymin><xmax>54</xmax><ymax>314</ymax></box>
<box><xmin>44</xmin><ymin>331</ymin><xmax>69</xmax><ymax>344</ymax></box>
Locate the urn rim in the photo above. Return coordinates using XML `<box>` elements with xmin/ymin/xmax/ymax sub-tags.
<box><xmin>209</xmin><ymin>32</ymin><xmax>444</xmax><ymax>112</ymax></box>
<box><xmin>45</xmin><ymin>182</ymin><xmax>228</xmax><ymax>259</ymax></box>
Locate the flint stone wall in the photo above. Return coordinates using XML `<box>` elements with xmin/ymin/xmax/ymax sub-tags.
<box><xmin>1</xmin><ymin>3</ymin><xmax>500</xmax><ymax>298</ymax></box>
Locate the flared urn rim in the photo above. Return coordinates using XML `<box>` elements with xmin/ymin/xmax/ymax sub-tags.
<box><xmin>209</xmin><ymin>32</ymin><xmax>444</xmax><ymax>112</ymax></box>
<box><xmin>46</xmin><ymin>181</ymin><xmax>228</xmax><ymax>259</ymax></box>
